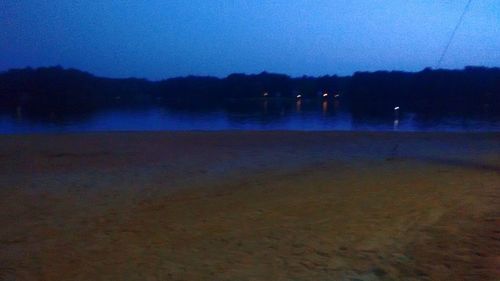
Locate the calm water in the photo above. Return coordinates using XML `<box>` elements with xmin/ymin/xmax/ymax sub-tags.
<box><xmin>0</xmin><ymin>99</ymin><xmax>499</xmax><ymax>133</ymax></box>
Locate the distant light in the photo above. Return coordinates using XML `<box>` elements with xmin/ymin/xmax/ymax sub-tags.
<box><xmin>323</xmin><ymin>93</ymin><xmax>328</xmax><ymax>97</ymax></box>
<box><xmin>296</xmin><ymin>94</ymin><xmax>302</xmax><ymax>98</ymax></box>
<box><xmin>263</xmin><ymin>92</ymin><xmax>269</xmax><ymax>97</ymax></box>
<box><xmin>334</xmin><ymin>94</ymin><xmax>340</xmax><ymax>98</ymax></box>
<box><xmin>394</xmin><ymin>106</ymin><xmax>400</xmax><ymax>110</ymax></box>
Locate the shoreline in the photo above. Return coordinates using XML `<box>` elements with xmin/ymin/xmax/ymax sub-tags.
<box><xmin>1</xmin><ymin>129</ymin><xmax>499</xmax><ymax>135</ymax></box>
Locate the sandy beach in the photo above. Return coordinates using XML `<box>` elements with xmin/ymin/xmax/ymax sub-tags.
<box><xmin>0</xmin><ymin>131</ymin><xmax>498</xmax><ymax>281</ymax></box>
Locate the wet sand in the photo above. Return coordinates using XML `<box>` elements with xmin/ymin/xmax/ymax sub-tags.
<box><xmin>0</xmin><ymin>131</ymin><xmax>498</xmax><ymax>281</ymax></box>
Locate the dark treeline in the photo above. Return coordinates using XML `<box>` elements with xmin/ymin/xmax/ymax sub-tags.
<box><xmin>0</xmin><ymin>66</ymin><xmax>499</xmax><ymax>115</ymax></box>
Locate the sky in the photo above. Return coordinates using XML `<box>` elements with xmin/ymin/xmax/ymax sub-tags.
<box><xmin>1</xmin><ymin>0</ymin><xmax>499</xmax><ymax>80</ymax></box>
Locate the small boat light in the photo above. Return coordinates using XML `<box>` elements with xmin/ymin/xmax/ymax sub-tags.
<box><xmin>322</xmin><ymin>93</ymin><xmax>328</xmax><ymax>97</ymax></box>
<box><xmin>296</xmin><ymin>94</ymin><xmax>302</xmax><ymax>98</ymax></box>
<box><xmin>263</xmin><ymin>92</ymin><xmax>269</xmax><ymax>97</ymax></box>
<box><xmin>394</xmin><ymin>106</ymin><xmax>400</xmax><ymax>110</ymax></box>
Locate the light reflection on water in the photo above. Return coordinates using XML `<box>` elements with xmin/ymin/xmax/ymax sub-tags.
<box><xmin>0</xmin><ymin>99</ymin><xmax>499</xmax><ymax>134</ymax></box>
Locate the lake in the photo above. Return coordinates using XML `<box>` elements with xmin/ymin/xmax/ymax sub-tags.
<box><xmin>0</xmin><ymin>99</ymin><xmax>498</xmax><ymax>133</ymax></box>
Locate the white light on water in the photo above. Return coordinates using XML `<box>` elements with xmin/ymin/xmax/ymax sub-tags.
<box><xmin>394</xmin><ymin>119</ymin><xmax>400</xmax><ymax>130</ymax></box>
<box><xmin>296</xmin><ymin>94</ymin><xmax>302</xmax><ymax>98</ymax></box>
<box><xmin>394</xmin><ymin>106</ymin><xmax>400</xmax><ymax>110</ymax></box>
<box><xmin>323</xmin><ymin>93</ymin><xmax>328</xmax><ymax>97</ymax></box>
<box><xmin>263</xmin><ymin>92</ymin><xmax>269</xmax><ymax>97</ymax></box>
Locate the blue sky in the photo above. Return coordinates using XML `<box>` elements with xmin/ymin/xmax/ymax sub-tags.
<box><xmin>1</xmin><ymin>0</ymin><xmax>499</xmax><ymax>80</ymax></box>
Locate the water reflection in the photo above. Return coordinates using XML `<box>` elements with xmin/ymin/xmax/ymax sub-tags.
<box><xmin>296</xmin><ymin>100</ymin><xmax>302</xmax><ymax>113</ymax></box>
<box><xmin>15</xmin><ymin>106</ymin><xmax>22</xmax><ymax>121</ymax></box>
<box><xmin>0</xmin><ymin>99</ymin><xmax>498</xmax><ymax>133</ymax></box>
<box><xmin>333</xmin><ymin>100</ymin><xmax>340</xmax><ymax>112</ymax></box>
<box><xmin>262</xmin><ymin>100</ymin><xmax>268</xmax><ymax>113</ymax></box>
<box><xmin>393</xmin><ymin>119</ymin><xmax>400</xmax><ymax>131</ymax></box>
<box><xmin>322</xmin><ymin>100</ymin><xmax>328</xmax><ymax>115</ymax></box>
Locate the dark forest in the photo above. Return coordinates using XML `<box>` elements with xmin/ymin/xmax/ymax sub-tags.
<box><xmin>1</xmin><ymin>66</ymin><xmax>499</xmax><ymax>115</ymax></box>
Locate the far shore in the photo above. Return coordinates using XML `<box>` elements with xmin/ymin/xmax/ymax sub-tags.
<box><xmin>0</xmin><ymin>131</ymin><xmax>498</xmax><ymax>280</ymax></box>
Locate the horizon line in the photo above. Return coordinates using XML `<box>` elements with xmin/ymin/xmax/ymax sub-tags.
<box><xmin>2</xmin><ymin>64</ymin><xmax>499</xmax><ymax>82</ymax></box>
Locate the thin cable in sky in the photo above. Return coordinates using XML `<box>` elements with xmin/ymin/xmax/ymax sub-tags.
<box><xmin>436</xmin><ymin>0</ymin><xmax>473</xmax><ymax>68</ymax></box>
